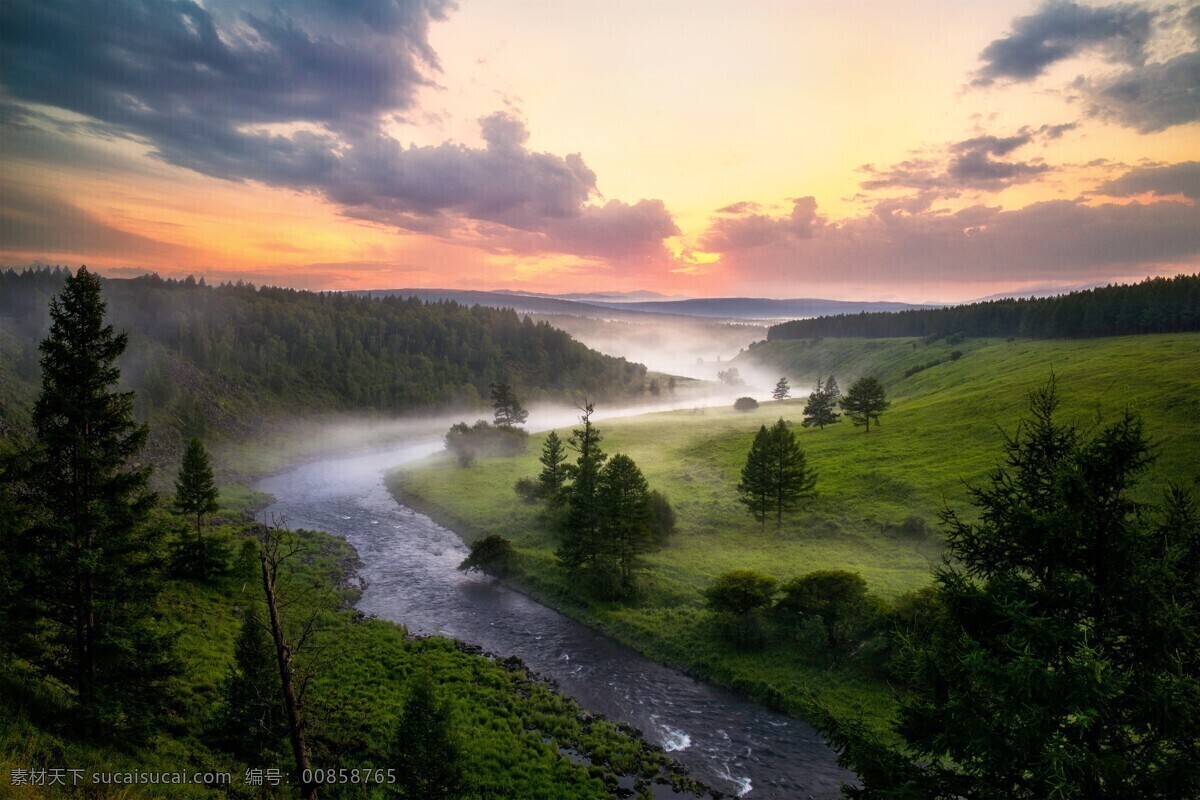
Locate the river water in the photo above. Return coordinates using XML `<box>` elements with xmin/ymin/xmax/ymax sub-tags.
<box><xmin>254</xmin><ymin>410</ymin><xmax>854</xmax><ymax>799</ymax></box>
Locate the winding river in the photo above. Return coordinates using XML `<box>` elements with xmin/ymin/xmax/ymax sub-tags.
<box><xmin>255</xmin><ymin>408</ymin><xmax>854</xmax><ymax>799</ymax></box>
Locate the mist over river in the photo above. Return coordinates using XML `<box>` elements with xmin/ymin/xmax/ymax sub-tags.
<box><xmin>255</xmin><ymin>404</ymin><xmax>854</xmax><ymax>799</ymax></box>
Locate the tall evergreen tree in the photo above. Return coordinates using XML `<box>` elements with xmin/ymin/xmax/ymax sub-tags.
<box><xmin>817</xmin><ymin>380</ymin><xmax>1200</xmax><ymax>799</ymax></box>
<box><xmin>22</xmin><ymin>266</ymin><xmax>175</xmax><ymax>735</ymax></box>
<box><xmin>736</xmin><ymin>425</ymin><xmax>774</xmax><ymax>531</ymax></box>
<box><xmin>490</xmin><ymin>381</ymin><xmax>529</xmax><ymax>428</ymax></box>
<box><xmin>823</xmin><ymin>375</ymin><xmax>841</xmax><ymax>401</ymax></box>
<box><xmin>537</xmin><ymin>430</ymin><xmax>569</xmax><ymax>502</ymax></box>
<box><xmin>389</xmin><ymin>671</ymin><xmax>467</xmax><ymax>800</ymax></box>
<box><xmin>214</xmin><ymin>607</ymin><xmax>287</xmax><ymax>763</ymax></box>
<box><xmin>556</xmin><ymin>404</ymin><xmax>607</xmax><ymax>582</ymax></box>
<box><xmin>840</xmin><ymin>376</ymin><xmax>890</xmax><ymax>432</ymax></box>
<box><xmin>596</xmin><ymin>454</ymin><xmax>655</xmax><ymax>598</ymax></box>
<box><xmin>174</xmin><ymin>437</ymin><xmax>220</xmax><ymax>562</ymax></box>
<box><xmin>772</xmin><ymin>377</ymin><xmax>791</xmax><ymax>400</ymax></box>
<box><xmin>764</xmin><ymin>419</ymin><xmax>817</xmax><ymax>530</ymax></box>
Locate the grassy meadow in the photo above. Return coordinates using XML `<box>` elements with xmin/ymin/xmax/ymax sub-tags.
<box><xmin>388</xmin><ymin>333</ymin><xmax>1200</xmax><ymax>730</ymax></box>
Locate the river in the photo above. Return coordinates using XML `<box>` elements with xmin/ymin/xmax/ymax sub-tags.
<box><xmin>254</xmin><ymin>406</ymin><xmax>854</xmax><ymax>799</ymax></box>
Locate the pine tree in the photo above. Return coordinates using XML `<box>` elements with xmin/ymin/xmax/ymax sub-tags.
<box><xmin>597</xmin><ymin>454</ymin><xmax>655</xmax><ymax>598</ymax></box>
<box><xmin>556</xmin><ymin>403</ymin><xmax>607</xmax><ymax>583</ymax></box>
<box><xmin>736</xmin><ymin>425</ymin><xmax>773</xmax><ymax>531</ymax></box>
<box><xmin>765</xmin><ymin>419</ymin><xmax>817</xmax><ymax>530</ymax></box>
<box><xmin>824</xmin><ymin>375</ymin><xmax>840</xmax><ymax>401</ymax></box>
<box><xmin>215</xmin><ymin>607</ymin><xmax>286</xmax><ymax>763</ymax></box>
<box><xmin>174</xmin><ymin>437</ymin><xmax>220</xmax><ymax>567</ymax></box>
<box><xmin>22</xmin><ymin>266</ymin><xmax>175</xmax><ymax>735</ymax></box>
<box><xmin>389</xmin><ymin>671</ymin><xmax>467</xmax><ymax>799</ymax></box>
<box><xmin>490</xmin><ymin>381</ymin><xmax>529</xmax><ymax>428</ymax></box>
<box><xmin>772</xmin><ymin>376</ymin><xmax>791</xmax><ymax>401</ymax></box>
<box><xmin>802</xmin><ymin>378</ymin><xmax>841</xmax><ymax>429</ymax></box>
<box><xmin>817</xmin><ymin>380</ymin><xmax>1200</xmax><ymax>798</ymax></box>
<box><xmin>537</xmin><ymin>430</ymin><xmax>569</xmax><ymax>501</ymax></box>
<box><xmin>840</xmin><ymin>376</ymin><xmax>890</xmax><ymax>432</ymax></box>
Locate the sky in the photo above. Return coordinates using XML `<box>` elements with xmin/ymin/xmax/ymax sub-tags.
<box><xmin>0</xmin><ymin>0</ymin><xmax>1197</xmax><ymax>302</ymax></box>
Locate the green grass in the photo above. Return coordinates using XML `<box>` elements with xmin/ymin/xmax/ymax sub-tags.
<box><xmin>2</xmin><ymin>525</ymin><xmax>704</xmax><ymax>799</ymax></box>
<box><xmin>388</xmin><ymin>333</ymin><xmax>1200</xmax><ymax>731</ymax></box>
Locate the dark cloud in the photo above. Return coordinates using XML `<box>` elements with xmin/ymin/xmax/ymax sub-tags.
<box><xmin>0</xmin><ymin>0</ymin><xmax>678</xmax><ymax>264</ymax></box>
<box><xmin>860</xmin><ymin>129</ymin><xmax>1062</xmax><ymax>195</ymax></box>
<box><xmin>1079</xmin><ymin>51</ymin><xmax>1200</xmax><ymax>132</ymax></box>
<box><xmin>974</xmin><ymin>0</ymin><xmax>1154</xmax><ymax>84</ymax></box>
<box><xmin>1096</xmin><ymin>161</ymin><xmax>1200</xmax><ymax>199</ymax></box>
<box><xmin>705</xmin><ymin>195</ymin><xmax>1200</xmax><ymax>290</ymax></box>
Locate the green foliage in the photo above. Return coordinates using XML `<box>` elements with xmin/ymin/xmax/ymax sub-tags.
<box><xmin>596</xmin><ymin>455</ymin><xmax>656</xmax><ymax>598</ymax></box>
<box><xmin>737</xmin><ymin>419</ymin><xmax>817</xmax><ymax>530</ymax></box>
<box><xmin>821</xmin><ymin>380</ymin><xmax>1200</xmax><ymax>799</ymax></box>
<box><xmin>768</xmin><ymin>273</ymin><xmax>1200</xmax><ymax>340</ymax></box>
<box><xmin>537</xmin><ymin>430</ymin><xmax>569</xmax><ymax>502</ymax></box>
<box><xmin>775</xmin><ymin>571</ymin><xmax>880</xmax><ymax>657</ymax></box>
<box><xmin>0</xmin><ymin>268</ymin><xmax>649</xmax><ymax>438</ymax></box>
<box><xmin>648</xmin><ymin>490</ymin><xmax>676</xmax><ymax>542</ymax></box>
<box><xmin>387</xmin><ymin>670</ymin><xmax>467</xmax><ymax>800</ymax></box>
<box><xmin>174</xmin><ymin>437</ymin><xmax>222</xmax><ymax>577</ymax></box>
<box><xmin>14</xmin><ymin>267</ymin><xmax>176</xmax><ymax>737</ymax></box>
<box><xmin>446</xmin><ymin>420</ymin><xmax>529</xmax><ymax>467</ymax></box>
<box><xmin>213</xmin><ymin>607</ymin><xmax>287</xmax><ymax>764</ymax></box>
<box><xmin>840</xmin><ymin>376</ymin><xmax>890</xmax><ymax>432</ymax></box>
<box><xmin>514</xmin><ymin>476</ymin><xmax>543</xmax><ymax>503</ymax></box>
<box><xmin>704</xmin><ymin>570</ymin><xmax>777</xmax><ymax>650</ymax></box>
<box><xmin>458</xmin><ymin>534</ymin><xmax>517</xmax><ymax>577</ymax></box>
<box><xmin>801</xmin><ymin>377</ymin><xmax>842</xmax><ymax>429</ymax></box>
<box><xmin>733</xmin><ymin>396</ymin><xmax>759</xmax><ymax>411</ymax></box>
<box><xmin>490</xmin><ymin>381</ymin><xmax>529</xmax><ymax>428</ymax></box>
<box><xmin>772</xmin><ymin>377</ymin><xmax>790</xmax><ymax>400</ymax></box>
<box><xmin>556</xmin><ymin>404</ymin><xmax>608</xmax><ymax>579</ymax></box>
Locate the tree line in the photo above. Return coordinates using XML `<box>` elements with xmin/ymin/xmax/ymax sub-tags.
<box><xmin>766</xmin><ymin>273</ymin><xmax>1200</xmax><ymax>341</ymax></box>
<box><xmin>0</xmin><ymin>267</ymin><xmax>649</xmax><ymax>431</ymax></box>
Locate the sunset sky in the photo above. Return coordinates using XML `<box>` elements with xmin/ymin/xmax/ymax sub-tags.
<box><xmin>1</xmin><ymin>0</ymin><xmax>1198</xmax><ymax>301</ymax></box>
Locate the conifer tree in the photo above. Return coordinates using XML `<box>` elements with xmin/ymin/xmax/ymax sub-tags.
<box><xmin>772</xmin><ymin>376</ymin><xmax>791</xmax><ymax>400</ymax></box>
<box><xmin>556</xmin><ymin>403</ymin><xmax>607</xmax><ymax>582</ymax></box>
<box><xmin>824</xmin><ymin>375</ymin><xmax>840</xmax><ymax>401</ymax></box>
<box><xmin>764</xmin><ymin>419</ymin><xmax>817</xmax><ymax>530</ymax></box>
<box><xmin>802</xmin><ymin>378</ymin><xmax>841</xmax><ymax>429</ymax></box>
<box><xmin>596</xmin><ymin>454</ymin><xmax>655</xmax><ymax>598</ymax></box>
<box><xmin>537</xmin><ymin>430</ymin><xmax>569</xmax><ymax>501</ymax></box>
<box><xmin>389</xmin><ymin>671</ymin><xmax>467</xmax><ymax>799</ymax></box>
<box><xmin>23</xmin><ymin>266</ymin><xmax>175</xmax><ymax>735</ymax></box>
<box><xmin>840</xmin><ymin>375</ymin><xmax>890</xmax><ymax>432</ymax></box>
<box><xmin>490</xmin><ymin>381</ymin><xmax>529</xmax><ymax>428</ymax></box>
<box><xmin>215</xmin><ymin>607</ymin><xmax>286</xmax><ymax>763</ymax></box>
<box><xmin>737</xmin><ymin>420</ymin><xmax>817</xmax><ymax>531</ymax></box>
<box><xmin>737</xmin><ymin>425</ymin><xmax>774</xmax><ymax>531</ymax></box>
<box><xmin>817</xmin><ymin>380</ymin><xmax>1200</xmax><ymax>798</ymax></box>
<box><xmin>174</xmin><ymin>437</ymin><xmax>220</xmax><ymax>561</ymax></box>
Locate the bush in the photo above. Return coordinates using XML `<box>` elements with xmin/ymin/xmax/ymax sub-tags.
<box><xmin>649</xmin><ymin>490</ymin><xmax>676</xmax><ymax>541</ymax></box>
<box><xmin>446</xmin><ymin>420</ymin><xmax>529</xmax><ymax>466</ymax></box>
<box><xmin>733</xmin><ymin>396</ymin><xmax>759</xmax><ymax>412</ymax></box>
<box><xmin>775</xmin><ymin>570</ymin><xmax>881</xmax><ymax>656</ymax></box>
<box><xmin>705</xmin><ymin>570</ymin><xmax>777</xmax><ymax>650</ymax></box>
<box><xmin>950</xmin><ymin>349</ymin><xmax>963</xmax><ymax>360</ymax></box>
<box><xmin>458</xmin><ymin>535</ymin><xmax>517</xmax><ymax>577</ymax></box>
<box><xmin>513</xmin><ymin>477</ymin><xmax>543</xmax><ymax>504</ymax></box>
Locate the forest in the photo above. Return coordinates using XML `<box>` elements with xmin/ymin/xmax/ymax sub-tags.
<box><xmin>766</xmin><ymin>274</ymin><xmax>1200</xmax><ymax>341</ymax></box>
<box><xmin>0</xmin><ymin>268</ymin><xmax>648</xmax><ymax>435</ymax></box>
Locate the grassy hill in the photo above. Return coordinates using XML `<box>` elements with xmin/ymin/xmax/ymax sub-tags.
<box><xmin>388</xmin><ymin>333</ymin><xmax>1200</xmax><ymax>730</ymax></box>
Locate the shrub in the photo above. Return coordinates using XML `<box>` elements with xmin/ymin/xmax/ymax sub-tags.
<box><xmin>775</xmin><ymin>570</ymin><xmax>881</xmax><ymax>656</ymax></box>
<box><xmin>458</xmin><ymin>535</ymin><xmax>517</xmax><ymax>577</ymax></box>
<box><xmin>513</xmin><ymin>477</ymin><xmax>543</xmax><ymax>504</ymax></box>
<box><xmin>733</xmin><ymin>396</ymin><xmax>759</xmax><ymax>412</ymax></box>
<box><xmin>705</xmin><ymin>570</ymin><xmax>777</xmax><ymax>650</ymax></box>
<box><xmin>649</xmin><ymin>490</ymin><xmax>676</xmax><ymax>541</ymax></box>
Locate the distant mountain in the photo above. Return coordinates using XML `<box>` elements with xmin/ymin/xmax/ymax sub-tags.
<box><xmin>583</xmin><ymin>297</ymin><xmax>936</xmax><ymax>320</ymax></box>
<box><xmin>357</xmin><ymin>289</ymin><xmax>933</xmax><ymax>322</ymax></box>
<box><xmin>494</xmin><ymin>289</ymin><xmax>689</xmax><ymax>303</ymax></box>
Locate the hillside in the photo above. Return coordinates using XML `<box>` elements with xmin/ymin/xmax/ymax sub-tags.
<box><xmin>388</xmin><ymin>333</ymin><xmax>1200</xmax><ymax>730</ymax></box>
<box><xmin>0</xmin><ymin>268</ymin><xmax>649</xmax><ymax>469</ymax></box>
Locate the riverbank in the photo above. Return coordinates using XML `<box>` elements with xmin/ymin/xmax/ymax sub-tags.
<box><xmin>387</xmin><ymin>333</ymin><xmax>1200</xmax><ymax>739</ymax></box>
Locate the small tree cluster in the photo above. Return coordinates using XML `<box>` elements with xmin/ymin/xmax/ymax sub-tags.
<box><xmin>737</xmin><ymin>419</ymin><xmax>817</xmax><ymax>531</ymax></box>
<box><xmin>801</xmin><ymin>376</ymin><xmax>841</xmax><ymax>429</ymax></box>
<box><xmin>446</xmin><ymin>383</ymin><xmax>531</xmax><ymax>466</ymax></box>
